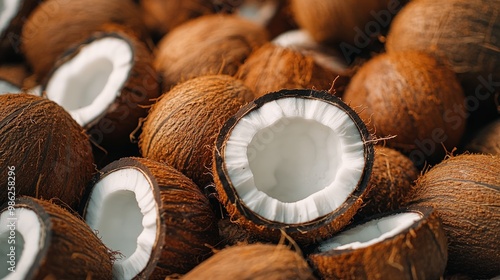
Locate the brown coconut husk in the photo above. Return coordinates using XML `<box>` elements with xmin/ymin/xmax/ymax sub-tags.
<box><xmin>154</xmin><ymin>14</ymin><xmax>269</xmax><ymax>92</ymax></box>
<box><xmin>408</xmin><ymin>154</ymin><xmax>500</xmax><ymax>278</ymax></box>
<box><xmin>0</xmin><ymin>64</ymin><xmax>30</xmax><ymax>89</ymax></box>
<box><xmin>465</xmin><ymin>119</ymin><xmax>500</xmax><ymax>156</ymax></box>
<box><xmin>0</xmin><ymin>94</ymin><xmax>95</xmax><ymax>211</ymax></box>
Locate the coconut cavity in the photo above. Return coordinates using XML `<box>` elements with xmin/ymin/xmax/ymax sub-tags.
<box><xmin>318</xmin><ymin>212</ymin><xmax>421</xmax><ymax>251</ymax></box>
<box><xmin>0</xmin><ymin>0</ymin><xmax>19</xmax><ymax>34</ymax></box>
<box><xmin>85</xmin><ymin>168</ymin><xmax>158</xmax><ymax>279</ymax></box>
<box><xmin>45</xmin><ymin>37</ymin><xmax>133</xmax><ymax>126</ymax></box>
<box><xmin>0</xmin><ymin>208</ymin><xmax>40</xmax><ymax>280</ymax></box>
<box><xmin>224</xmin><ymin>97</ymin><xmax>365</xmax><ymax>224</ymax></box>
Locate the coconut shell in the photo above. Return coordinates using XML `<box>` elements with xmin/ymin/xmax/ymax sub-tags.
<box><xmin>154</xmin><ymin>14</ymin><xmax>269</xmax><ymax>92</ymax></box>
<box><xmin>42</xmin><ymin>25</ymin><xmax>161</xmax><ymax>150</ymax></box>
<box><xmin>308</xmin><ymin>206</ymin><xmax>448</xmax><ymax>280</ymax></box>
<box><xmin>21</xmin><ymin>0</ymin><xmax>148</xmax><ymax>81</ymax></box>
<box><xmin>386</xmin><ymin>0</ymin><xmax>500</xmax><ymax>124</ymax></box>
<box><xmin>343</xmin><ymin>50</ymin><xmax>466</xmax><ymax>167</ymax></box>
<box><xmin>408</xmin><ymin>154</ymin><xmax>500</xmax><ymax>278</ymax></box>
<box><xmin>236</xmin><ymin>43</ymin><xmax>350</xmax><ymax>98</ymax></box>
<box><xmin>0</xmin><ymin>94</ymin><xmax>95</xmax><ymax>211</ymax></box>
<box><xmin>354</xmin><ymin>146</ymin><xmax>419</xmax><ymax>219</ymax></box>
<box><xmin>0</xmin><ymin>197</ymin><xmax>113</xmax><ymax>279</ymax></box>
<box><xmin>139</xmin><ymin>75</ymin><xmax>254</xmax><ymax>190</ymax></box>
<box><xmin>183</xmin><ymin>243</ymin><xmax>316</xmax><ymax>280</ymax></box>
<box><xmin>465</xmin><ymin>119</ymin><xmax>500</xmax><ymax>156</ymax></box>
<box><xmin>213</xmin><ymin>89</ymin><xmax>374</xmax><ymax>244</ymax></box>
<box><xmin>0</xmin><ymin>64</ymin><xmax>30</xmax><ymax>89</ymax></box>
<box><xmin>83</xmin><ymin>157</ymin><xmax>219</xmax><ymax>278</ymax></box>
<box><xmin>0</xmin><ymin>0</ymin><xmax>40</xmax><ymax>62</ymax></box>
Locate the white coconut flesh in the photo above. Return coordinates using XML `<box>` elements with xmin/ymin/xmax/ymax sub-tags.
<box><xmin>0</xmin><ymin>208</ymin><xmax>41</xmax><ymax>280</ymax></box>
<box><xmin>0</xmin><ymin>0</ymin><xmax>20</xmax><ymax>35</ymax></box>
<box><xmin>0</xmin><ymin>80</ymin><xmax>20</xmax><ymax>94</ymax></box>
<box><xmin>224</xmin><ymin>97</ymin><xmax>366</xmax><ymax>224</ymax></box>
<box><xmin>236</xmin><ymin>0</ymin><xmax>279</xmax><ymax>26</ymax></box>
<box><xmin>318</xmin><ymin>212</ymin><xmax>422</xmax><ymax>252</ymax></box>
<box><xmin>45</xmin><ymin>37</ymin><xmax>133</xmax><ymax>127</ymax></box>
<box><xmin>85</xmin><ymin>168</ymin><xmax>158</xmax><ymax>280</ymax></box>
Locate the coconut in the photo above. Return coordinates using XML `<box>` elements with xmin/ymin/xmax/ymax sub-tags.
<box><xmin>385</xmin><ymin>0</ymin><xmax>500</xmax><ymax>124</ymax></box>
<box><xmin>0</xmin><ymin>64</ymin><xmax>29</xmax><ymax>94</ymax></box>
<box><xmin>236</xmin><ymin>42</ymin><xmax>350</xmax><ymax>99</ymax></box>
<box><xmin>42</xmin><ymin>25</ymin><xmax>160</xmax><ymax>151</ymax></box>
<box><xmin>0</xmin><ymin>0</ymin><xmax>39</xmax><ymax>62</ymax></box>
<box><xmin>343</xmin><ymin>50</ymin><xmax>466</xmax><ymax>167</ymax></box>
<box><xmin>82</xmin><ymin>157</ymin><xmax>219</xmax><ymax>279</ymax></box>
<box><xmin>139</xmin><ymin>75</ymin><xmax>254</xmax><ymax>190</ymax></box>
<box><xmin>183</xmin><ymin>243</ymin><xmax>316</xmax><ymax>280</ymax></box>
<box><xmin>408</xmin><ymin>154</ymin><xmax>500</xmax><ymax>278</ymax></box>
<box><xmin>213</xmin><ymin>89</ymin><xmax>374</xmax><ymax>244</ymax></box>
<box><xmin>21</xmin><ymin>0</ymin><xmax>148</xmax><ymax>81</ymax></box>
<box><xmin>0</xmin><ymin>94</ymin><xmax>95</xmax><ymax>210</ymax></box>
<box><xmin>154</xmin><ymin>14</ymin><xmax>268</xmax><ymax>92</ymax></box>
<box><xmin>308</xmin><ymin>206</ymin><xmax>447</xmax><ymax>280</ymax></box>
<box><xmin>354</xmin><ymin>146</ymin><xmax>419</xmax><ymax>219</ymax></box>
<box><xmin>465</xmin><ymin>119</ymin><xmax>500</xmax><ymax>156</ymax></box>
<box><xmin>0</xmin><ymin>197</ymin><xmax>113</xmax><ymax>279</ymax></box>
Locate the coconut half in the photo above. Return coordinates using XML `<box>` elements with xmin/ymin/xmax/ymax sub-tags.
<box><xmin>83</xmin><ymin>157</ymin><xmax>219</xmax><ymax>279</ymax></box>
<box><xmin>43</xmin><ymin>27</ymin><xmax>160</xmax><ymax>149</ymax></box>
<box><xmin>308</xmin><ymin>206</ymin><xmax>448</xmax><ymax>280</ymax></box>
<box><xmin>214</xmin><ymin>89</ymin><xmax>374</xmax><ymax>243</ymax></box>
<box><xmin>0</xmin><ymin>197</ymin><xmax>113</xmax><ymax>279</ymax></box>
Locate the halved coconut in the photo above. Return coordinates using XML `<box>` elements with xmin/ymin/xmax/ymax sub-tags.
<box><xmin>308</xmin><ymin>206</ymin><xmax>448</xmax><ymax>280</ymax></box>
<box><xmin>0</xmin><ymin>197</ymin><xmax>113</xmax><ymax>279</ymax></box>
<box><xmin>213</xmin><ymin>89</ymin><xmax>374</xmax><ymax>244</ymax></box>
<box><xmin>83</xmin><ymin>157</ymin><xmax>219</xmax><ymax>279</ymax></box>
<box><xmin>43</xmin><ymin>26</ymin><xmax>160</xmax><ymax>150</ymax></box>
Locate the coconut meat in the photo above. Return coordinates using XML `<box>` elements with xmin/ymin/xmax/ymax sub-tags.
<box><xmin>318</xmin><ymin>212</ymin><xmax>422</xmax><ymax>252</ymax></box>
<box><xmin>224</xmin><ymin>97</ymin><xmax>366</xmax><ymax>224</ymax></box>
<box><xmin>85</xmin><ymin>168</ymin><xmax>158</xmax><ymax>280</ymax></box>
<box><xmin>45</xmin><ymin>37</ymin><xmax>133</xmax><ymax>127</ymax></box>
<box><xmin>0</xmin><ymin>80</ymin><xmax>20</xmax><ymax>94</ymax></box>
<box><xmin>0</xmin><ymin>208</ymin><xmax>41</xmax><ymax>280</ymax></box>
<box><xmin>236</xmin><ymin>0</ymin><xmax>279</xmax><ymax>26</ymax></box>
<box><xmin>0</xmin><ymin>0</ymin><xmax>20</xmax><ymax>35</ymax></box>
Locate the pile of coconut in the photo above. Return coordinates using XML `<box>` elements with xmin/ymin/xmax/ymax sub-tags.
<box><xmin>0</xmin><ymin>0</ymin><xmax>499</xmax><ymax>279</ymax></box>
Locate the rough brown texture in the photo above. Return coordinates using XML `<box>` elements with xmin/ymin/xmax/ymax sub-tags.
<box><xmin>466</xmin><ymin>119</ymin><xmax>500</xmax><ymax>156</ymax></box>
<box><xmin>154</xmin><ymin>14</ymin><xmax>269</xmax><ymax>92</ymax></box>
<box><xmin>308</xmin><ymin>206</ymin><xmax>448</xmax><ymax>280</ymax></box>
<box><xmin>343</xmin><ymin>51</ymin><xmax>466</xmax><ymax>167</ymax></box>
<box><xmin>21</xmin><ymin>0</ymin><xmax>148</xmax><ymax>81</ymax></box>
<box><xmin>3</xmin><ymin>197</ymin><xmax>113</xmax><ymax>279</ymax></box>
<box><xmin>183</xmin><ymin>243</ymin><xmax>316</xmax><ymax>280</ymax></box>
<box><xmin>408</xmin><ymin>154</ymin><xmax>500</xmax><ymax>278</ymax></box>
<box><xmin>0</xmin><ymin>94</ymin><xmax>95</xmax><ymax>210</ymax></box>
<box><xmin>0</xmin><ymin>0</ymin><xmax>39</xmax><ymax>62</ymax></box>
<box><xmin>355</xmin><ymin>146</ymin><xmax>419</xmax><ymax>219</ymax></box>
<box><xmin>237</xmin><ymin>43</ymin><xmax>350</xmax><ymax>98</ymax></box>
<box><xmin>139</xmin><ymin>75</ymin><xmax>254</xmax><ymax>190</ymax></box>
<box><xmin>386</xmin><ymin>0</ymin><xmax>500</xmax><ymax>124</ymax></box>
<box><xmin>213</xmin><ymin>89</ymin><xmax>374</xmax><ymax>245</ymax></box>
<box><xmin>42</xmin><ymin>25</ymin><xmax>161</xmax><ymax>150</ymax></box>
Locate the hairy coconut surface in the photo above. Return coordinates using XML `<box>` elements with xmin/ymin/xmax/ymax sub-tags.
<box><xmin>343</xmin><ymin>51</ymin><xmax>466</xmax><ymax>167</ymax></box>
<box><xmin>354</xmin><ymin>146</ymin><xmax>419</xmax><ymax>219</ymax></box>
<box><xmin>466</xmin><ymin>119</ymin><xmax>500</xmax><ymax>156</ymax></box>
<box><xmin>408</xmin><ymin>154</ymin><xmax>500</xmax><ymax>278</ymax></box>
<box><xmin>214</xmin><ymin>89</ymin><xmax>374</xmax><ymax>244</ymax></box>
<box><xmin>386</xmin><ymin>0</ymin><xmax>500</xmax><ymax>124</ymax></box>
<box><xmin>154</xmin><ymin>14</ymin><xmax>268</xmax><ymax>92</ymax></box>
<box><xmin>0</xmin><ymin>0</ymin><xmax>39</xmax><ymax>62</ymax></box>
<box><xmin>308</xmin><ymin>206</ymin><xmax>447</xmax><ymax>280</ymax></box>
<box><xmin>183</xmin><ymin>243</ymin><xmax>316</xmax><ymax>280</ymax></box>
<box><xmin>43</xmin><ymin>26</ymin><xmax>161</xmax><ymax>150</ymax></box>
<box><xmin>0</xmin><ymin>94</ymin><xmax>95</xmax><ymax>210</ymax></box>
<box><xmin>237</xmin><ymin>43</ymin><xmax>350</xmax><ymax>98</ymax></box>
<box><xmin>0</xmin><ymin>197</ymin><xmax>113</xmax><ymax>279</ymax></box>
<box><xmin>83</xmin><ymin>157</ymin><xmax>219</xmax><ymax>279</ymax></box>
<box><xmin>139</xmin><ymin>75</ymin><xmax>254</xmax><ymax>190</ymax></box>
<box><xmin>21</xmin><ymin>0</ymin><xmax>148</xmax><ymax>81</ymax></box>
